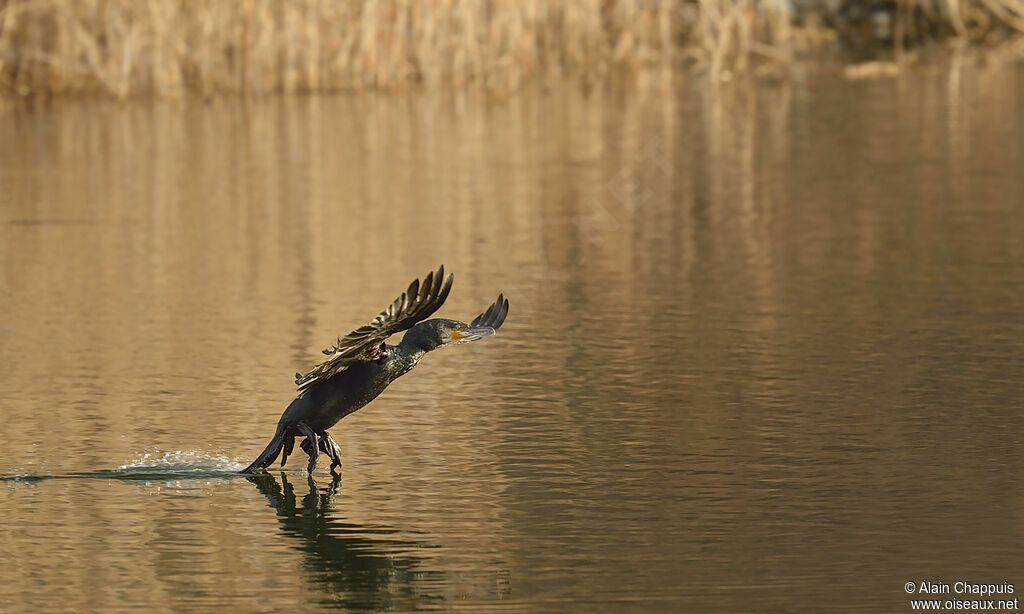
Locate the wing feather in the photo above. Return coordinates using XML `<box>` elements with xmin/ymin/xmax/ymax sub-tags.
<box><xmin>471</xmin><ymin>293</ymin><xmax>509</xmax><ymax>330</ymax></box>
<box><xmin>295</xmin><ymin>265</ymin><xmax>454</xmax><ymax>393</ymax></box>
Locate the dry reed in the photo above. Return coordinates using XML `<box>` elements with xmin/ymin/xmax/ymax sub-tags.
<box><xmin>0</xmin><ymin>0</ymin><xmax>1021</xmax><ymax>98</ymax></box>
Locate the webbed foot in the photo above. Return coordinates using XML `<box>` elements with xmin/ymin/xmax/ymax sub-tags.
<box><xmin>321</xmin><ymin>431</ymin><xmax>344</xmax><ymax>476</ymax></box>
<box><xmin>302</xmin><ymin>432</ymin><xmax>343</xmax><ymax>476</ymax></box>
<box><xmin>280</xmin><ymin>435</ymin><xmax>295</xmax><ymax>467</ymax></box>
<box><xmin>296</xmin><ymin>422</ymin><xmax>318</xmax><ymax>475</ymax></box>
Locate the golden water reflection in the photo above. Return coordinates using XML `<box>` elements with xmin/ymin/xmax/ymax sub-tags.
<box><xmin>1</xmin><ymin>62</ymin><xmax>1022</xmax><ymax>611</ymax></box>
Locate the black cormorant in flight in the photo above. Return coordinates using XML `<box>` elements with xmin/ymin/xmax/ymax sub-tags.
<box><xmin>241</xmin><ymin>265</ymin><xmax>508</xmax><ymax>475</ymax></box>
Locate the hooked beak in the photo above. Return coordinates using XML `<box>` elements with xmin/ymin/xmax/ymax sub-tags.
<box><xmin>446</xmin><ymin>325</ymin><xmax>496</xmax><ymax>346</ymax></box>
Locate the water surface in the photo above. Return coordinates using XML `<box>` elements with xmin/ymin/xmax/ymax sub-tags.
<box><xmin>1</xmin><ymin>64</ymin><xmax>1022</xmax><ymax>612</ymax></box>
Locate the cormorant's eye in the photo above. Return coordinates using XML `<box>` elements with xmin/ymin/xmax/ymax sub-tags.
<box><xmin>456</xmin><ymin>324</ymin><xmax>467</xmax><ymax>331</ymax></box>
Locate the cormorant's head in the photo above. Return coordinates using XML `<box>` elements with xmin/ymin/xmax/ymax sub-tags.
<box><xmin>401</xmin><ymin>318</ymin><xmax>496</xmax><ymax>353</ymax></box>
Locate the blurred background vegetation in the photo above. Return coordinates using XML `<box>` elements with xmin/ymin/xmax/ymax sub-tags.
<box><xmin>0</xmin><ymin>0</ymin><xmax>1022</xmax><ymax>98</ymax></box>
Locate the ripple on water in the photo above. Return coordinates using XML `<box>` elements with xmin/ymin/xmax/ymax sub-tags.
<box><xmin>2</xmin><ymin>449</ymin><xmax>248</xmax><ymax>484</ymax></box>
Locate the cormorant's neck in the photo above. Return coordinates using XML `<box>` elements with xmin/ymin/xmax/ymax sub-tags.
<box><xmin>394</xmin><ymin>339</ymin><xmax>429</xmax><ymax>365</ymax></box>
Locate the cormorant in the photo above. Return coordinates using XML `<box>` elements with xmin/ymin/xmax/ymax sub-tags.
<box><xmin>241</xmin><ymin>265</ymin><xmax>508</xmax><ymax>475</ymax></box>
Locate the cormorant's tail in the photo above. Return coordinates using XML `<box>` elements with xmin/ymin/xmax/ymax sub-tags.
<box><xmin>240</xmin><ymin>425</ymin><xmax>287</xmax><ymax>474</ymax></box>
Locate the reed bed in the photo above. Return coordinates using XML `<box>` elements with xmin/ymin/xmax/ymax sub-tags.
<box><xmin>0</xmin><ymin>0</ymin><xmax>1022</xmax><ymax>98</ymax></box>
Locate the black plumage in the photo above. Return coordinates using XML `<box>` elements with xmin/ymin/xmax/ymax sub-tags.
<box><xmin>241</xmin><ymin>265</ymin><xmax>508</xmax><ymax>475</ymax></box>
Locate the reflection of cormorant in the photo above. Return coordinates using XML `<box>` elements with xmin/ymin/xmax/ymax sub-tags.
<box><xmin>242</xmin><ymin>265</ymin><xmax>508</xmax><ymax>475</ymax></box>
<box><xmin>245</xmin><ymin>472</ymin><xmax>448</xmax><ymax>611</ymax></box>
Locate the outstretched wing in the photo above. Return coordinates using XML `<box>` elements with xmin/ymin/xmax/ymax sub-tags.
<box><xmin>294</xmin><ymin>265</ymin><xmax>454</xmax><ymax>393</ymax></box>
<box><xmin>471</xmin><ymin>293</ymin><xmax>509</xmax><ymax>331</ymax></box>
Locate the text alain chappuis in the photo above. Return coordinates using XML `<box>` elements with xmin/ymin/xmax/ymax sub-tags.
<box><xmin>906</xmin><ymin>581</ymin><xmax>1017</xmax><ymax>611</ymax></box>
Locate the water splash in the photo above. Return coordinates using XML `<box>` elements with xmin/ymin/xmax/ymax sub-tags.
<box><xmin>114</xmin><ymin>449</ymin><xmax>245</xmax><ymax>475</ymax></box>
<box><xmin>2</xmin><ymin>449</ymin><xmax>247</xmax><ymax>483</ymax></box>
